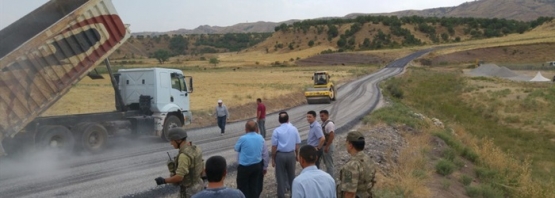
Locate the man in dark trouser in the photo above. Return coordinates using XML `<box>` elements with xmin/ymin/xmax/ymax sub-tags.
<box><xmin>271</xmin><ymin>112</ymin><xmax>301</xmax><ymax>198</ymax></box>
<box><xmin>319</xmin><ymin>110</ymin><xmax>335</xmax><ymax>176</ymax></box>
<box><xmin>256</xmin><ymin>98</ymin><xmax>267</xmax><ymax>139</ymax></box>
<box><xmin>305</xmin><ymin>111</ymin><xmax>325</xmax><ymax>169</ymax></box>
<box><xmin>235</xmin><ymin>120</ymin><xmax>265</xmax><ymax>198</ymax></box>
<box><xmin>215</xmin><ymin>99</ymin><xmax>229</xmax><ymax>135</ymax></box>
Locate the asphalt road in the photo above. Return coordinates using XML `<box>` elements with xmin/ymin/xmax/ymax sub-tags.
<box><xmin>0</xmin><ymin>48</ymin><xmax>433</xmax><ymax>198</ymax></box>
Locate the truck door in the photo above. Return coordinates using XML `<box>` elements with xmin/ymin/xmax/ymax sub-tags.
<box><xmin>170</xmin><ymin>73</ymin><xmax>189</xmax><ymax>112</ymax></box>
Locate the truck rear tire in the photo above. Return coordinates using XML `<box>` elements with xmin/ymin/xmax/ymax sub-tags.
<box><xmin>161</xmin><ymin>115</ymin><xmax>182</xmax><ymax>141</ymax></box>
<box><xmin>76</xmin><ymin>123</ymin><xmax>108</xmax><ymax>153</ymax></box>
<box><xmin>37</xmin><ymin>125</ymin><xmax>75</xmax><ymax>153</ymax></box>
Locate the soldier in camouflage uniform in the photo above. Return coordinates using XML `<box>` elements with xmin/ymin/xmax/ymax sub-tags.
<box><xmin>336</xmin><ymin>131</ymin><xmax>376</xmax><ymax>198</ymax></box>
<box><xmin>155</xmin><ymin>128</ymin><xmax>205</xmax><ymax>198</ymax></box>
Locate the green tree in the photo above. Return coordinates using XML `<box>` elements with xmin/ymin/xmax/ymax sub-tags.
<box><xmin>327</xmin><ymin>25</ymin><xmax>339</xmax><ymax>40</ymax></box>
<box><xmin>169</xmin><ymin>35</ymin><xmax>188</xmax><ymax>55</ymax></box>
<box><xmin>337</xmin><ymin>37</ymin><xmax>347</xmax><ymax>47</ymax></box>
<box><xmin>308</xmin><ymin>40</ymin><xmax>315</xmax><ymax>47</ymax></box>
<box><xmin>441</xmin><ymin>33</ymin><xmax>449</xmax><ymax>42</ymax></box>
<box><xmin>275</xmin><ymin>23</ymin><xmax>288</xmax><ymax>32</ymax></box>
<box><xmin>152</xmin><ymin>49</ymin><xmax>171</xmax><ymax>64</ymax></box>
<box><xmin>209</xmin><ymin>57</ymin><xmax>220</xmax><ymax>66</ymax></box>
<box><xmin>362</xmin><ymin>38</ymin><xmax>371</xmax><ymax>48</ymax></box>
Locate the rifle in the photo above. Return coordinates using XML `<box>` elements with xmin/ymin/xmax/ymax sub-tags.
<box><xmin>167</xmin><ymin>152</ymin><xmax>176</xmax><ymax>176</ymax></box>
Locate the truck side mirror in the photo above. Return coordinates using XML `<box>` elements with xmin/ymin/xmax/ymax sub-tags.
<box><xmin>188</xmin><ymin>77</ymin><xmax>194</xmax><ymax>93</ymax></box>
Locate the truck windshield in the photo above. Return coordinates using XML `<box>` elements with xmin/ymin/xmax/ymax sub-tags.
<box><xmin>171</xmin><ymin>74</ymin><xmax>187</xmax><ymax>92</ymax></box>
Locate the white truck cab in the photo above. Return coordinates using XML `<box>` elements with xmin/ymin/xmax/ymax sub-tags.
<box><xmin>117</xmin><ymin>68</ymin><xmax>193</xmax><ymax>140</ymax></box>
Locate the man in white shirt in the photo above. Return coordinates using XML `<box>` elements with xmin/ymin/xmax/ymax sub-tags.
<box><xmin>215</xmin><ymin>99</ymin><xmax>230</xmax><ymax>135</ymax></box>
<box><xmin>292</xmin><ymin>145</ymin><xmax>336</xmax><ymax>198</ymax></box>
<box><xmin>319</xmin><ymin>110</ymin><xmax>335</xmax><ymax>176</ymax></box>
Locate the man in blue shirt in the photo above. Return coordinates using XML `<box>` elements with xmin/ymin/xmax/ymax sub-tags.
<box><xmin>271</xmin><ymin>111</ymin><xmax>301</xmax><ymax>198</ymax></box>
<box><xmin>292</xmin><ymin>145</ymin><xmax>336</xmax><ymax>198</ymax></box>
<box><xmin>306</xmin><ymin>110</ymin><xmax>325</xmax><ymax>169</ymax></box>
<box><xmin>234</xmin><ymin>120</ymin><xmax>265</xmax><ymax>198</ymax></box>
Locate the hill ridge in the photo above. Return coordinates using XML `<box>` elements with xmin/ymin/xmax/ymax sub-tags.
<box><xmin>133</xmin><ymin>0</ymin><xmax>555</xmax><ymax>35</ymax></box>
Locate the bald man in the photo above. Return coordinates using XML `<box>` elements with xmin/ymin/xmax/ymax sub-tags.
<box><xmin>234</xmin><ymin>120</ymin><xmax>265</xmax><ymax>198</ymax></box>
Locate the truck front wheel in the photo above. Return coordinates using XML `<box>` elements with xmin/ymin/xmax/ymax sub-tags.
<box><xmin>37</xmin><ymin>125</ymin><xmax>75</xmax><ymax>153</ymax></box>
<box><xmin>161</xmin><ymin>115</ymin><xmax>182</xmax><ymax>141</ymax></box>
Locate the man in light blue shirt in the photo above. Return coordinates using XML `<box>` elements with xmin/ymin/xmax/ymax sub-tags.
<box><xmin>292</xmin><ymin>145</ymin><xmax>336</xmax><ymax>198</ymax></box>
<box><xmin>235</xmin><ymin>120</ymin><xmax>265</xmax><ymax>198</ymax></box>
<box><xmin>236</xmin><ymin>121</ymin><xmax>270</xmax><ymax>197</ymax></box>
<box><xmin>306</xmin><ymin>111</ymin><xmax>325</xmax><ymax>168</ymax></box>
<box><xmin>271</xmin><ymin>111</ymin><xmax>301</xmax><ymax>198</ymax></box>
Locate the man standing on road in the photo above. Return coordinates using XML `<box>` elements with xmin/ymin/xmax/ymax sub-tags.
<box><xmin>271</xmin><ymin>111</ymin><xmax>301</xmax><ymax>198</ymax></box>
<box><xmin>155</xmin><ymin>128</ymin><xmax>205</xmax><ymax>198</ymax></box>
<box><xmin>337</xmin><ymin>131</ymin><xmax>377</xmax><ymax>198</ymax></box>
<box><xmin>192</xmin><ymin>156</ymin><xmax>245</xmax><ymax>198</ymax></box>
<box><xmin>306</xmin><ymin>111</ymin><xmax>325</xmax><ymax>169</ymax></box>
<box><xmin>234</xmin><ymin>120</ymin><xmax>265</xmax><ymax>198</ymax></box>
<box><xmin>256</xmin><ymin>98</ymin><xmax>267</xmax><ymax>139</ymax></box>
<box><xmin>292</xmin><ymin>145</ymin><xmax>336</xmax><ymax>198</ymax></box>
<box><xmin>319</xmin><ymin>110</ymin><xmax>335</xmax><ymax>176</ymax></box>
<box><xmin>215</xmin><ymin>99</ymin><xmax>229</xmax><ymax>135</ymax></box>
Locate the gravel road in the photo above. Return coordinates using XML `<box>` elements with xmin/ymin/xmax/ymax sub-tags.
<box><xmin>0</xmin><ymin>48</ymin><xmax>433</xmax><ymax>198</ymax></box>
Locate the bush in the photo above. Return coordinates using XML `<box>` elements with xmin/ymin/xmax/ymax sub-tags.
<box><xmin>462</xmin><ymin>147</ymin><xmax>479</xmax><ymax>163</ymax></box>
<box><xmin>442</xmin><ymin>148</ymin><xmax>457</xmax><ymax>161</ymax></box>
<box><xmin>454</xmin><ymin>158</ymin><xmax>465</xmax><ymax>169</ymax></box>
<box><xmin>436</xmin><ymin>159</ymin><xmax>456</xmax><ymax>176</ymax></box>
<box><xmin>386</xmin><ymin>83</ymin><xmax>404</xmax><ymax>99</ymax></box>
<box><xmin>465</xmin><ymin>185</ymin><xmax>504</xmax><ymax>198</ymax></box>
<box><xmin>433</xmin><ymin>130</ymin><xmax>464</xmax><ymax>151</ymax></box>
<box><xmin>460</xmin><ymin>174</ymin><xmax>473</xmax><ymax>186</ymax></box>
<box><xmin>475</xmin><ymin>167</ymin><xmax>498</xmax><ymax>182</ymax></box>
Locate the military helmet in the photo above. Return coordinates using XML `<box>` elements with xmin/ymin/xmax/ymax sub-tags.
<box><xmin>167</xmin><ymin>128</ymin><xmax>188</xmax><ymax>140</ymax></box>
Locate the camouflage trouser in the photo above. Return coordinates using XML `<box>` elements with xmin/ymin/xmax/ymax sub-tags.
<box><xmin>179</xmin><ymin>181</ymin><xmax>204</xmax><ymax>198</ymax></box>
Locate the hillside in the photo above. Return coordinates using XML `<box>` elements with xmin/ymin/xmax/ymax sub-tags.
<box><xmin>112</xmin><ymin>33</ymin><xmax>272</xmax><ymax>59</ymax></box>
<box><xmin>113</xmin><ymin>16</ymin><xmax>553</xmax><ymax>60</ymax></box>
<box><xmin>133</xmin><ymin>0</ymin><xmax>555</xmax><ymax>35</ymax></box>
<box><xmin>248</xmin><ymin>16</ymin><xmax>553</xmax><ymax>54</ymax></box>
<box><xmin>357</xmin><ymin>0</ymin><xmax>555</xmax><ymax>21</ymax></box>
<box><xmin>132</xmin><ymin>20</ymin><xmax>299</xmax><ymax>36</ymax></box>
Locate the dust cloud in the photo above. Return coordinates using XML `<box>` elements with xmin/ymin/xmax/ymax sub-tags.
<box><xmin>0</xmin><ymin>149</ymin><xmax>71</xmax><ymax>180</ymax></box>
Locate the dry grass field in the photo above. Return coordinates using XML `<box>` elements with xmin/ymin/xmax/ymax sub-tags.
<box><xmin>42</xmin><ymin>65</ymin><xmax>379</xmax><ymax>123</ymax></box>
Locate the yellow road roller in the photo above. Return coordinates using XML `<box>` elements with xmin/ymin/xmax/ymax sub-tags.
<box><xmin>304</xmin><ymin>71</ymin><xmax>336</xmax><ymax>104</ymax></box>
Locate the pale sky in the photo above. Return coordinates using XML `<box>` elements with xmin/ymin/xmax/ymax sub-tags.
<box><xmin>0</xmin><ymin>0</ymin><xmax>470</xmax><ymax>32</ymax></box>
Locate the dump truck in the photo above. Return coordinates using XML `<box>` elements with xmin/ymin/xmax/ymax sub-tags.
<box><xmin>0</xmin><ymin>0</ymin><xmax>193</xmax><ymax>157</ymax></box>
<box><xmin>304</xmin><ymin>71</ymin><xmax>336</xmax><ymax>104</ymax></box>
